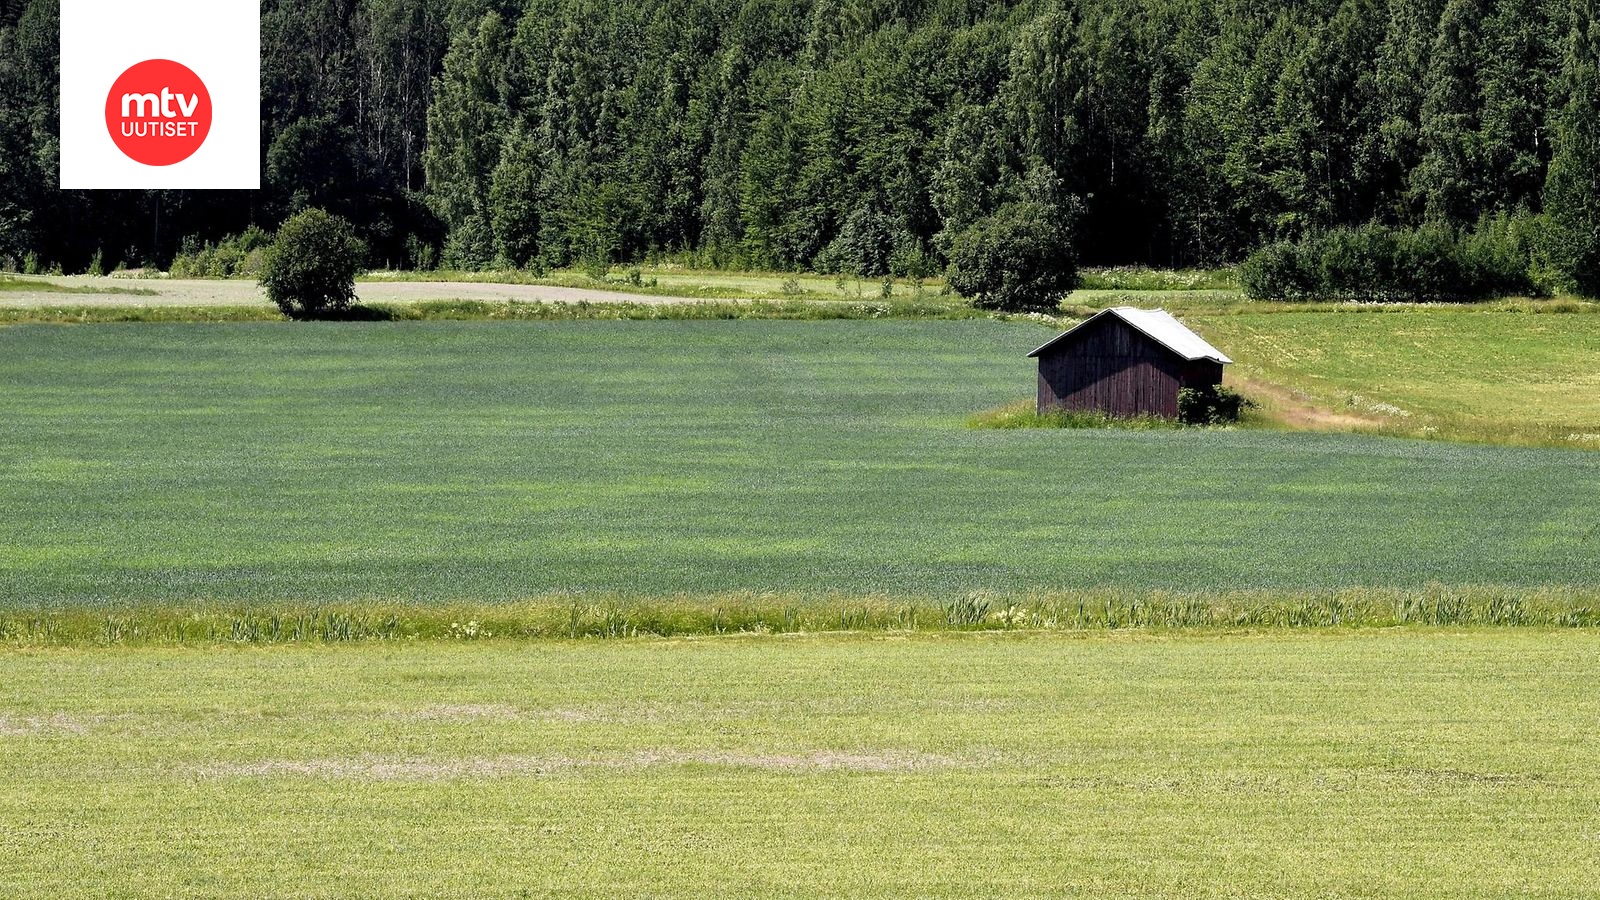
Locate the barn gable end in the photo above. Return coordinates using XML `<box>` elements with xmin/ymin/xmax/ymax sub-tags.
<box><xmin>1028</xmin><ymin>308</ymin><xmax>1229</xmax><ymax>418</ymax></box>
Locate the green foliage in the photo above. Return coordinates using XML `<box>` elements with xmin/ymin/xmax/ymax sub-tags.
<box><xmin>1545</xmin><ymin>0</ymin><xmax>1600</xmax><ymax>297</ymax></box>
<box><xmin>1077</xmin><ymin>267</ymin><xmax>1239</xmax><ymax>292</ymax></box>
<box><xmin>258</xmin><ymin>210</ymin><xmax>367</xmax><ymax>318</ymax></box>
<box><xmin>0</xmin><ymin>0</ymin><xmax>1587</xmax><ymax>275</ymax></box>
<box><xmin>488</xmin><ymin>126</ymin><xmax>542</xmax><ymax>268</ymax></box>
<box><xmin>169</xmin><ymin>227</ymin><xmax>271</xmax><ymax>279</ymax></box>
<box><xmin>1178</xmin><ymin>385</ymin><xmax>1253</xmax><ymax>425</ymax></box>
<box><xmin>813</xmin><ymin>206</ymin><xmax>901</xmax><ymax>277</ymax></box>
<box><xmin>1240</xmin><ymin>221</ymin><xmax>1544</xmax><ymax>301</ymax></box>
<box><xmin>946</xmin><ymin>200</ymin><xmax>1079</xmax><ymax>312</ymax></box>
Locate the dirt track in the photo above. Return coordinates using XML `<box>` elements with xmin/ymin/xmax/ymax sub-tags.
<box><xmin>0</xmin><ymin>275</ymin><xmax>726</xmax><ymax>308</ymax></box>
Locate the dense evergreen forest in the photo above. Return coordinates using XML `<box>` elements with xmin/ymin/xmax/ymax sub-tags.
<box><xmin>1</xmin><ymin>0</ymin><xmax>1597</xmax><ymax>284</ymax></box>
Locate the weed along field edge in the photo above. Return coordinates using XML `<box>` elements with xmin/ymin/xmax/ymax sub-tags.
<box><xmin>8</xmin><ymin>586</ymin><xmax>1600</xmax><ymax>647</ymax></box>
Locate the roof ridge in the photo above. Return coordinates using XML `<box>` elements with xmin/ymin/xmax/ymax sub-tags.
<box><xmin>1026</xmin><ymin>307</ymin><xmax>1232</xmax><ymax>364</ymax></box>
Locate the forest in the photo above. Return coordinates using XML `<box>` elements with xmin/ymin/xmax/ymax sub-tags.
<box><xmin>1</xmin><ymin>0</ymin><xmax>1597</xmax><ymax>292</ymax></box>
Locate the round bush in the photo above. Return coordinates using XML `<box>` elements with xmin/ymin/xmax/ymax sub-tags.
<box><xmin>1239</xmin><ymin>240</ymin><xmax>1318</xmax><ymax>301</ymax></box>
<box><xmin>259</xmin><ymin>209</ymin><xmax>367</xmax><ymax>318</ymax></box>
<box><xmin>945</xmin><ymin>201</ymin><xmax>1078</xmax><ymax>312</ymax></box>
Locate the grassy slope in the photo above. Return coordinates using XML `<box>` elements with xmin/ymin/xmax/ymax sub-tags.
<box><xmin>0</xmin><ymin>275</ymin><xmax>154</xmax><ymax>296</ymax></box>
<box><xmin>1191</xmin><ymin>307</ymin><xmax>1600</xmax><ymax>446</ymax></box>
<box><xmin>3</xmin><ymin>631</ymin><xmax>1599</xmax><ymax>897</ymax></box>
<box><xmin>1</xmin><ymin>320</ymin><xmax>1596</xmax><ymax>607</ymax></box>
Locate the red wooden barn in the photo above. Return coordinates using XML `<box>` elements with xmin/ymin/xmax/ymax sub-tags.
<box><xmin>1027</xmin><ymin>307</ymin><xmax>1232</xmax><ymax>418</ymax></box>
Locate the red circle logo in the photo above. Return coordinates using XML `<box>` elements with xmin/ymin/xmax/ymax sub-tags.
<box><xmin>105</xmin><ymin>60</ymin><xmax>212</xmax><ymax>167</ymax></box>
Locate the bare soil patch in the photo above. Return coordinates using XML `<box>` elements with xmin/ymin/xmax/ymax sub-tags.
<box><xmin>194</xmin><ymin>749</ymin><xmax>968</xmax><ymax>780</ymax></box>
<box><xmin>0</xmin><ymin>713</ymin><xmax>100</xmax><ymax>736</ymax></box>
<box><xmin>1234</xmin><ymin>375</ymin><xmax>1383</xmax><ymax>431</ymax></box>
<box><xmin>388</xmin><ymin>703</ymin><xmax>523</xmax><ymax>722</ymax></box>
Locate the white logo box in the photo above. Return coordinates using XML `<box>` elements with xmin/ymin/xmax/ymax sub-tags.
<box><xmin>60</xmin><ymin>0</ymin><xmax>259</xmax><ymax>189</ymax></box>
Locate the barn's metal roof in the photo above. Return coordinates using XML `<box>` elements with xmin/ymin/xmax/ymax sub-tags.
<box><xmin>1027</xmin><ymin>307</ymin><xmax>1233</xmax><ymax>364</ymax></box>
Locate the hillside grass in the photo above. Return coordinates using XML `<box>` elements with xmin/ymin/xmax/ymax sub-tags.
<box><xmin>1190</xmin><ymin>305</ymin><xmax>1600</xmax><ymax>447</ymax></box>
<box><xmin>2</xmin><ymin>320</ymin><xmax>1596</xmax><ymax>608</ymax></box>
<box><xmin>4</xmin><ymin>630</ymin><xmax>1600</xmax><ymax>897</ymax></box>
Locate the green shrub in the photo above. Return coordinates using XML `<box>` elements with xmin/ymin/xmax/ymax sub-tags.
<box><xmin>441</xmin><ymin>215</ymin><xmax>494</xmax><ymax>270</ymax></box>
<box><xmin>1077</xmin><ymin>266</ymin><xmax>1239</xmax><ymax>291</ymax></box>
<box><xmin>258</xmin><ymin>210</ymin><xmax>366</xmax><ymax>318</ymax></box>
<box><xmin>1240</xmin><ymin>220</ymin><xmax>1543</xmax><ymax>302</ymax></box>
<box><xmin>170</xmin><ymin>226</ymin><xmax>272</xmax><ymax>279</ymax></box>
<box><xmin>1238</xmin><ymin>240</ymin><xmax>1319</xmax><ymax>301</ymax></box>
<box><xmin>405</xmin><ymin>233</ymin><xmax>440</xmax><ymax>272</ymax></box>
<box><xmin>946</xmin><ymin>200</ymin><xmax>1079</xmax><ymax>312</ymax></box>
<box><xmin>1178</xmin><ymin>385</ymin><xmax>1252</xmax><ymax>425</ymax></box>
<box><xmin>814</xmin><ymin>205</ymin><xmax>899</xmax><ymax>277</ymax></box>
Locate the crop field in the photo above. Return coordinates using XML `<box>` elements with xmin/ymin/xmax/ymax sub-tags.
<box><xmin>3</xmin><ymin>630</ymin><xmax>1599</xmax><ymax>897</ymax></box>
<box><xmin>1</xmin><ymin>319</ymin><xmax>1597</xmax><ymax>610</ymax></box>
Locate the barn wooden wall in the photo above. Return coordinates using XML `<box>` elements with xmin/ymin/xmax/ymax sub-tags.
<box><xmin>1036</xmin><ymin>317</ymin><xmax>1221</xmax><ymax>418</ymax></box>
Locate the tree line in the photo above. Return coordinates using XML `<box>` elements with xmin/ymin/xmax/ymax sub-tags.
<box><xmin>1</xmin><ymin>0</ymin><xmax>1596</xmax><ymax>293</ymax></box>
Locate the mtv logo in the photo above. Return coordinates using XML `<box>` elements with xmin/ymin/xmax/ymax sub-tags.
<box><xmin>60</xmin><ymin>0</ymin><xmax>259</xmax><ymax>190</ymax></box>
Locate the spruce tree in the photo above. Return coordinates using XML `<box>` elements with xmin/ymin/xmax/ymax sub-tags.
<box><xmin>1545</xmin><ymin>0</ymin><xmax>1600</xmax><ymax>295</ymax></box>
<box><xmin>1415</xmin><ymin>0</ymin><xmax>1488</xmax><ymax>224</ymax></box>
<box><xmin>1478</xmin><ymin>0</ymin><xmax>1560</xmax><ymax>213</ymax></box>
<box><xmin>1370</xmin><ymin>0</ymin><xmax>1448</xmax><ymax>223</ymax></box>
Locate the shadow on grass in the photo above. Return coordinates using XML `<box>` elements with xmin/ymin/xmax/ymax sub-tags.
<box><xmin>287</xmin><ymin>303</ymin><xmax>397</xmax><ymax>322</ymax></box>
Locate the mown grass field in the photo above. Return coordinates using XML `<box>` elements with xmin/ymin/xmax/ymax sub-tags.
<box><xmin>3</xmin><ymin>630</ymin><xmax>1599</xmax><ymax>897</ymax></box>
<box><xmin>1</xmin><ymin>320</ymin><xmax>1597</xmax><ymax>609</ymax></box>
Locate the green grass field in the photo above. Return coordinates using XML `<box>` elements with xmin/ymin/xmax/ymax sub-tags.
<box><xmin>3</xmin><ymin>630</ymin><xmax>1599</xmax><ymax>897</ymax></box>
<box><xmin>4</xmin><ymin>301</ymin><xmax>1599</xmax><ymax>896</ymax></box>
<box><xmin>1195</xmin><ymin>307</ymin><xmax>1600</xmax><ymax>446</ymax></box>
<box><xmin>1</xmin><ymin>319</ymin><xmax>1597</xmax><ymax>609</ymax></box>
